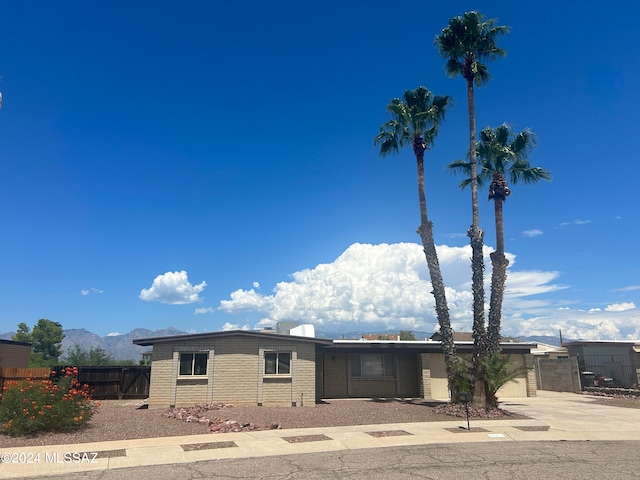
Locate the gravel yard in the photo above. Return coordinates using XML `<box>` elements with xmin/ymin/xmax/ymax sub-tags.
<box><xmin>1</xmin><ymin>398</ymin><xmax>520</xmax><ymax>448</ymax></box>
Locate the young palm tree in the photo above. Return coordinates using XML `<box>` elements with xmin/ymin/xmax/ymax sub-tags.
<box><xmin>449</xmin><ymin>124</ymin><xmax>551</xmax><ymax>355</ymax></box>
<box><xmin>435</xmin><ymin>11</ymin><xmax>508</xmax><ymax>406</ymax></box>
<box><xmin>374</xmin><ymin>86</ymin><xmax>457</xmax><ymax>389</ymax></box>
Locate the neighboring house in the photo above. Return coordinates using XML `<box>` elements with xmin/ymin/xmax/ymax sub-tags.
<box><xmin>531</xmin><ymin>342</ymin><xmax>568</xmax><ymax>359</ymax></box>
<box><xmin>134</xmin><ymin>330</ymin><xmax>537</xmax><ymax>408</ymax></box>
<box><xmin>0</xmin><ymin>339</ymin><xmax>31</xmax><ymax>368</ymax></box>
<box><xmin>430</xmin><ymin>331</ymin><xmax>474</xmax><ymax>342</ymax></box>
<box><xmin>563</xmin><ymin>340</ymin><xmax>640</xmax><ymax>388</ymax></box>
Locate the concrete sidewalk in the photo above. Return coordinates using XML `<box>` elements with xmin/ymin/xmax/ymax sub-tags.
<box><xmin>2</xmin><ymin>391</ymin><xmax>639</xmax><ymax>479</ymax></box>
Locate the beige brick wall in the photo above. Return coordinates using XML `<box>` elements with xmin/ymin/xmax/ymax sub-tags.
<box><xmin>524</xmin><ymin>353</ymin><xmax>537</xmax><ymax>397</ymax></box>
<box><xmin>426</xmin><ymin>352</ymin><xmax>534</xmax><ymax>400</ymax></box>
<box><xmin>262</xmin><ymin>377</ymin><xmax>293</xmax><ymax>406</ymax></box>
<box><xmin>418</xmin><ymin>353</ymin><xmax>432</xmax><ymax>399</ymax></box>
<box><xmin>148</xmin><ymin>344</ymin><xmax>176</xmax><ymax>407</ymax></box>
<box><xmin>175</xmin><ymin>379</ymin><xmax>209</xmax><ymax>405</ymax></box>
<box><xmin>147</xmin><ymin>340</ymin><xmax>538</xmax><ymax>407</ymax></box>
<box><xmin>429</xmin><ymin>354</ymin><xmax>450</xmax><ymax>399</ymax></box>
<box><xmin>147</xmin><ymin>337</ymin><xmax>317</xmax><ymax>408</ymax></box>
<box><xmin>495</xmin><ymin>353</ymin><xmax>527</xmax><ymax>398</ymax></box>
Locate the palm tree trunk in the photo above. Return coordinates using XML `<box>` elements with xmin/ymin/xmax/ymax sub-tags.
<box><xmin>466</xmin><ymin>77</ymin><xmax>487</xmax><ymax>408</ymax></box>
<box><xmin>488</xmin><ymin>251</ymin><xmax>508</xmax><ymax>355</ymax></box>
<box><xmin>488</xmin><ymin>179</ymin><xmax>510</xmax><ymax>355</ymax></box>
<box><xmin>414</xmin><ymin>144</ymin><xmax>457</xmax><ymax>395</ymax></box>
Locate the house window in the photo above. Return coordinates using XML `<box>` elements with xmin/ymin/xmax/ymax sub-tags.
<box><xmin>264</xmin><ymin>352</ymin><xmax>291</xmax><ymax>375</ymax></box>
<box><xmin>351</xmin><ymin>354</ymin><xmax>394</xmax><ymax>378</ymax></box>
<box><xmin>179</xmin><ymin>352</ymin><xmax>208</xmax><ymax>376</ymax></box>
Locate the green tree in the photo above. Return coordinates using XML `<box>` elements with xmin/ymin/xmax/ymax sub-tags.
<box><xmin>64</xmin><ymin>343</ymin><xmax>134</xmax><ymax>365</ymax></box>
<box><xmin>63</xmin><ymin>344</ymin><xmax>114</xmax><ymax>366</ymax></box>
<box><xmin>399</xmin><ymin>330</ymin><xmax>416</xmax><ymax>341</ymax></box>
<box><xmin>13</xmin><ymin>322</ymin><xmax>32</xmax><ymax>343</ymax></box>
<box><xmin>435</xmin><ymin>11</ymin><xmax>508</xmax><ymax>407</ymax></box>
<box><xmin>449</xmin><ymin>124</ymin><xmax>550</xmax><ymax>355</ymax></box>
<box><xmin>374</xmin><ymin>86</ymin><xmax>457</xmax><ymax>390</ymax></box>
<box><xmin>63</xmin><ymin>344</ymin><xmax>89</xmax><ymax>365</ymax></box>
<box><xmin>12</xmin><ymin>319</ymin><xmax>65</xmax><ymax>367</ymax></box>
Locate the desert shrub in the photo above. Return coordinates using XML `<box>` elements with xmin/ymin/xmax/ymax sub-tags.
<box><xmin>481</xmin><ymin>353</ymin><xmax>531</xmax><ymax>407</ymax></box>
<box><xmin>450</xmin><ymin>357</ymin><xmax>473</xmax><ymax>401</ymax></box>
<box><xmin>0</xmin><ymin>366</ymin><xmax>100</xmax><ymax>437</ymax></box>
<box><xmin>449</xmin><ymin>354</ymin><xmax>530</xmax><ymax>406</ymax></box>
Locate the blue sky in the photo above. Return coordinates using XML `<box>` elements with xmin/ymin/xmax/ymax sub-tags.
<box><xmin>1</xmin><ymin>1</ymin><xmax>638</xmax><ymax>340</ymax></box>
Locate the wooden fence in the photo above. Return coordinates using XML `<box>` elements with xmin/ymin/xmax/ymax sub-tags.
<box><xmin>0</xmin><ymin>367</ymin><xmax>51</xmax><ymax>395</ymax></box>
<box><xmin>1</xmin><ymin>366</ymin><xmax>151</xmax><ymax>400</ymax></box>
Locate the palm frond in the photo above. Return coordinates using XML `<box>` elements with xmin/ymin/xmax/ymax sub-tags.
<box><xmin>435</xmin><ymin>11</ymin><xmax>508</xmax><ymax>85</ymax></box>
<box><xmin>375</xmin><ymin>86</ymin><xmax>452</xmax><ymax>158</ymax></box>
<box><xmin>447</xmin><ymin>159</ymin><xmax>477</xmax><ymax>189</ymax></box>
<box><xmin>476</xmin><ymin>124</ymin><xmax>550</xmax><ymax>188</ymax></box>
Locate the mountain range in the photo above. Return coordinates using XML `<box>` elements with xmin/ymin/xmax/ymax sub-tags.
<box><xmin>1</xmin><ymin>327</ymin><xmax>563</xmax><ymax>362</ymax></box>
<box><xmin>0</xmin><ymin>327</ymin><xmax>186</xmax><ymax>362</ymax></box>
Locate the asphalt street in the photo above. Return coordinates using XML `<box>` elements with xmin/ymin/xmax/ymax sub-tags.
<box><xmin>22</xmin><ymin>440</ymin><xmax>640</xmax><ymax>480</ymax></box>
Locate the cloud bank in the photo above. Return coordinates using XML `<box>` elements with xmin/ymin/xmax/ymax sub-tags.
<box><xmin>218</xmin><ymin>242</ymin><xmax>638</xmax><ymax>340</ymax></box>
<box><xmin>139</xmin><ymin>270</ymin><xmax>206</xmax><ymax>304</ymax></box>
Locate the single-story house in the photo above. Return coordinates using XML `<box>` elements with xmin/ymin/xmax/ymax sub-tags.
<box><xmin>133</xmin><ymin>330</ymin><xmax>537</xmax><ymax>408</ymax></box>
<box><xmin>563</xmin><ymin>340</ymin><xmax>640</xmax><ymax>388</ymax></box>
<box><xmin>0</xmin><ymin>338</ymin><xmax>31</xmax><ymax>368</ymax></box>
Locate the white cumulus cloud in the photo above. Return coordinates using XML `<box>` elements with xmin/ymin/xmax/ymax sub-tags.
<box><xmin>218</xmin><ymin>242</ymin><xmax>561</xmax><ymax>334</ymax></box>
<box><xmin>221</xmin><ymin>322</ymin><xmax>250</xmax><ymax>331</ymax></box>
<box><xmin>605</xmin><ymin>302</ymin><xmax>636</xmax><ymax>312</ymax></box>
<box><xmin>139</xmin><ymin>271</ymin><xmax>206</xmax><ymax>305</ymax></box>
<box><xmin>217</xmin><ymin>242</ymin><xmax>639</xmax><ymax>340</ymax></box>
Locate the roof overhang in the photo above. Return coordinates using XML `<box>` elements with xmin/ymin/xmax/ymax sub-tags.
<box><xmin>0</xmin><ymin>338</ymin><xmax>32</xmax><ymax>347</ymax></box>
<box><xmin>321</xmin><ymin>340</ymin><xmax>535</xmax><ymax>354</ymax></box>
<box><xmin>563</xmin><ymin>340</ymin><xmax>640</xmax><ymax>348</ymax></box>
<box><xmin>132</xmin><ymin>329</ymin><xmax>334</xmax><ymax>347</ymax></box>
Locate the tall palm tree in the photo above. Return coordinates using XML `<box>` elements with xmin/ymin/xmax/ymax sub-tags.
<box><xmin>436</xmin><ymin>11</ymin><xmax>508</xmax><ymax>406</ymax></box>
<box><xmin>374</xmin><ymin>86</ymin><xmax>457</xmax><ymax>389</ymax></box>
<box><xmin>449</xmin><ymin>124</ymin><xmax>551</xmax><ymax>355</ymax></box>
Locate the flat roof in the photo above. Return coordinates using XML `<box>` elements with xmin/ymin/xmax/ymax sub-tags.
<box><xmin>132</xmin><ymin>329</ymin><xmax>334</xmax><ymax>346</ymax></box>
<box><xmin>132</xmin><ymin>331</ymin><xmax>535</xmax><ymax>354</ymax></box>
<box><xmin>563</xmin><ymin>340</ymin><xmax>640</xmax><ymax>346</ymax></box>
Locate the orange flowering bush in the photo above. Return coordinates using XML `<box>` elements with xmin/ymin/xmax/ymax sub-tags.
<box><xmin>0</xmin><ymin>367</ymin><xmax>100</xmax><ymax>437</ymax></box>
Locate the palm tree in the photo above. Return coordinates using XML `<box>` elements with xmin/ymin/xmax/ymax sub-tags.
<box><xmin>449</xmin><ymin>124</ymin><xmax>551</xmax><ymax>355</ymax></box>
<box><xmin>435</xmin><ymin>11</ymin><xmax>508</xmax><ymax>406</ymax></box>
<box><xmin>374</xmin><ymin>86</ymin><xmax>457</xmax><ymax>389</ymax></box>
